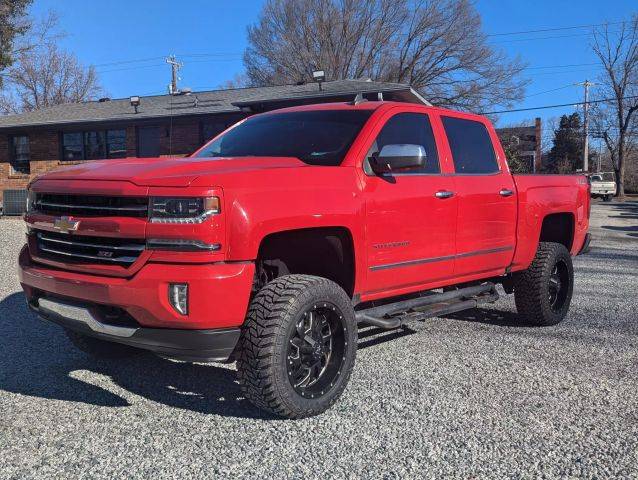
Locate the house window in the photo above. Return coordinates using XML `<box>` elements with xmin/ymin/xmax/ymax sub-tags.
<box><xmin>84</xmin><ymin>131</ymin><xmax>106</xmax><ymax>159</ymax></box>
<box><xmin>62</xmin><ymin>132</ymin><xmax>84</xmax><ymax>161</ymax></box>
<box><xmin>107</xmin><ymin>130</ymin><xmax>127</xmax><ymax>158</ymax></box>
<box><xmin>202</xmin><ymin>121</ymin><xmax>228</xmax><ymax>143</ymax></box>
<box><xmin>62</xmin><ymin>129</ymin><xmax>127</xmax><ymax>161</ymax></box>
<box><xmin>10</xmin><ymin>135</ymin><xmax>30</xmax><ymax>175</ymax></box>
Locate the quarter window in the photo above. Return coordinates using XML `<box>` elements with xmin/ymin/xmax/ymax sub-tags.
<box><xmin>10</xmin><ymin>135</ymin><xmax>30</xmax><ymax>175</ymax></box>
<box><xmin>366</xmin><ymin>112</ymin><xmax>440</xmax><ymax>174</ymax></box>
<box><xmin>62</xmin><ymin>129</ymin><xmax>127</xmax><ymax>161</ymax></box>
<box><xmin>442</xmin><ymin>117</ymin><xmax>499</xmax><ymax>174</ymax></box>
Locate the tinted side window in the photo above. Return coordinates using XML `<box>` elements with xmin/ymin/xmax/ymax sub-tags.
<box><xmin>442</xmin><ymin>117</ymin><xmax>499</xmax><ymax>174</ymax></box>
<box><xmin>367</xmin><ymin>112</ymin><xmax>439</xmax><ymax>174</ymax></box>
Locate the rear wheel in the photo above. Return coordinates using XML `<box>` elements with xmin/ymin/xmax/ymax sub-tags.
<box><xmin>514</xmin><ymin>242</ymin><xmax>574</xmax><ymax>326</ymax></box>
<box><xmin>237</xmin><ymin>275</ymin><xmax>357</xmax><ymax>419</ymax></box>
<box><xmin>65</xmin><ymin>329</ymin><xmax>142</xmax><ymax>359</ymax></box>
<box><xmin>603</xmin><ymin>194</ymin><xmax>612</xmax><ymax>202</ymax></box>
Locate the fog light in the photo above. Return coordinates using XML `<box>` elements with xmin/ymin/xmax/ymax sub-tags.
<box><xmin>169</xmin><ymin>283</ymin><xmax>188</xmax><ymax>315</ymax></box>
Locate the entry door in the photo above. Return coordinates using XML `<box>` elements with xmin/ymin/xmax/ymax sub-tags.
<box><xmin>137</xmin><ymin>126</ymin><xmax>161</xmax><ymax>157</ymax></box>
<box><xmin>363</xmin><ymin>112</ymin><xmax>458</xmax><ymax>296</ymax></box>
<box><xmin>441</xmin><ymin>116</ymin><xmax>517</xmax><ymax>277</ymax></box>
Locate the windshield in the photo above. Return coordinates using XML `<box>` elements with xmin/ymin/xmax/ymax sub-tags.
<box><xmin>195</xmin><ymin>110</ymin><xmax>373</xmax><ymax>166</ymax></box>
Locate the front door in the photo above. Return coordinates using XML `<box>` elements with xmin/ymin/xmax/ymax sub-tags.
<box><xmin>362</xmin><ymin>111</ymin><xmax>457</xmax><ymax>297</ymax></box>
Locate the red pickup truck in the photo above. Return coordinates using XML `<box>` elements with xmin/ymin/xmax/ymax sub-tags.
<box><xmin>19</xmin><ymin>100</ymin><xmax>590</xmax><ymax>418</ymax></box>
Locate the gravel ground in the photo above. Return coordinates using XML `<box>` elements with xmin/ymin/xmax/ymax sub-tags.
<box><xmin>0</xmin><ymin>201</ymin><xmax>637</xmax><ymax>479</ymax></box>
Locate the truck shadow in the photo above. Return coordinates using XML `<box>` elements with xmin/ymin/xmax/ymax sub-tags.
<box><xmin>0</xmin><ymin>292</ymin><xmax>276</xmax><ymax>419</ymax></box>
<box><xmin>357</xmin><ymin>325</ymin><xmax>417</xmax><ymax>349</ymax></box>
<box><xmin>0</xmin><ymin>292</ymin><xmax>545</xmax><ymax>416</ymax></box>
<box><xmin>600</xmin><ymin>201</ymin><xmax>638</xmax><ymax>238</ymax></box>
<box><xmin>440</xmin><ymin>307</ymin><xmax>534</xmax><ymax>327</ymax></box>
<box><xmin>600</xmin><ymin>225</ymin><xmax>638</xmax><ymax>238</ymax></box>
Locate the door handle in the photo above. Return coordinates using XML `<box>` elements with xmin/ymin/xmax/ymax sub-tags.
<box><xmin>499</xmin><ymin>189</ymin><xmax>514</xmax><ymax>197</ymax></box>
<box><xmin>435</xmin><ymin>190</ymin><xmax>455</xmax><ymax>199</ymax></box>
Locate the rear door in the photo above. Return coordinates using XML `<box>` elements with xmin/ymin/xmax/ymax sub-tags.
<box><xmin>361</xmin><ymin>109</ymin><xmax>457</xmax><ymax>297</ymax></box>
<box><xmin>440</xmin><ymin>115</ymin><xmax>517</xmax><ymax>277</ymax></box>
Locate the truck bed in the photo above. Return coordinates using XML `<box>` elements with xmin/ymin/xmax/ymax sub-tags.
<box><xmin>510</xmin><ymin>174</ymin><xmax>590</xmax><ymax>271</ymax></box>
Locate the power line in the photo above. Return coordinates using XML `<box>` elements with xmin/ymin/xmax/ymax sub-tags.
<box><xmin>97</xmin><ymin>63</ymin><xmax>166</xmax><ymax>74</ymax></box>
<box><xmin>91</xmin><ymin>56</ymin><xmax>166</xmax><ymax>68</ymax></box>
<box><xmin>524</xmin><ymin>84</ymin><xmax>575</xmax><ymax>98</ymax></box>
<box><xmin>525</xmin><ymin>67</ymin><xmax>604</xmax><ymax>77</ymax></box>
<box><xmin>96</xmin><ymin>57</ymin><xmax>241</xmax><ymax>74</ymax></box>
<box><xmin>487</xmin><ymin>20</ymin><xmax>627</xmax><ymax>37</ymax></box>
<box><xmin>490</xmin><ymin>30</ymin><xmax>622</xmax><ymax>44</ymax></box>
<box><xmin>523</xmin><ymin>62</ymin><xmax>599</xmax><ymax>70</ymax></box>
<box><xmin>178</xmin><ymin>52</ymin><xmax>243</xmax><ymax>58</ymax></box>
<box><xmin>91</xmin><ymin>53</ymin><xmax>242</xmax><ymax>69</ymax></box>
<box><xmin>481</xmin><ymin>95</ymin><xmax>638</xmax><ymax>115</ymax></box>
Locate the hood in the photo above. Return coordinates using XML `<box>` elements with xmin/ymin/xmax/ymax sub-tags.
<box><xmin>40</xmin><ymin>156</ymin><xmax>307</xmax><ymax>187</ymax></box>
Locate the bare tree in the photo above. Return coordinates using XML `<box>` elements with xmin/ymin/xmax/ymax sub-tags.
<box><xmin>1</xmin><ymin>42</ymin><xmax>102</xmax><ymax>113</ymax></box>
<box><xmin>0</xmin><ymin>0</ymin><xmax>32</xmax><ymax>85</ymax></box>
<box><xmin>244</xmin><ymin>0</ymin><xmax>528</xmax><ymax>111</ymax></box>
<box><xmin>592</xmin><ymin>15</ymin><xmax>638</xmax><ymax>197</ymax></box>
<box><xmin>218</xmin><ymin>73</ymin><xmax>250</xmax><ymax>90</ymax></box>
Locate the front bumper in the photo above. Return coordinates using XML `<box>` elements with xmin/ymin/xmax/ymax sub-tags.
<box><xmin>29</xmin><ymin>296</ymin><xmax>240</xmax><ymax>362</ymax></box>
<box><xmin>19</xmin><ymin>245</ymin><xmax>255</xmax><ymax>330</ymax></box>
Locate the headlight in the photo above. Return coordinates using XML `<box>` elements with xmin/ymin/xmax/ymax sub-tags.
<box><xmin>26</xmin><ymin>190</ymin><xmax>37</xmax><ymax>214</ymax></box>
<box><xmin>150</xmin><ymin>197</ymin><xmax>220</xmax><ymax>224</ymax></box>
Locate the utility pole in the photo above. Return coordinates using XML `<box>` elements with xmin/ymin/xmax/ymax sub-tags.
<box><xmin>577</xmin><ymin>80</ymin><xmax>595</xmax><ymax>172</ymax></box>
<box><xmin>166</xmin><ymin>55</ymin><xmax>183</xmax><ymax>95</ymax></box>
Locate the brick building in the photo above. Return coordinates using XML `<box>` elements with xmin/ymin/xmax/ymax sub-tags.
<box><xmin>0</xmin><ymin>79</ymin><xmax>428</xmax><ymax>212</ymax></box>
<box><xmin>496</xmin><ymin>118</ymin><xmax>542</xmax><ymax>173</ymax></box>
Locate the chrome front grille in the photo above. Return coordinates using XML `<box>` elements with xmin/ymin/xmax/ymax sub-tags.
<box><xmin>36</xmin><ymin>231</ymin><xmax>145</xmax><ymax>266</ymax></box>
<box><xmin>35</xmin><ymin>193</ymin><xmax>148</xmax><ymax>218</ymax></box>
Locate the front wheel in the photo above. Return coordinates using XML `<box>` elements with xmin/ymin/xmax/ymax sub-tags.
<box><xmin>514</xmin><ymin>242</ymin><xmax>574</xmax><ymax>326</ymax></box>
<box><xmin>237</xmin><ymin>275</ymin><xmax>357</xmax><ymax>419</ymax></box>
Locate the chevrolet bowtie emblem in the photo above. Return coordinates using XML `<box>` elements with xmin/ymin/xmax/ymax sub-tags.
<box><xmin>53</xmin><ymin>216</ymin><xmax>80</xmax><ymax>234</ymax></box>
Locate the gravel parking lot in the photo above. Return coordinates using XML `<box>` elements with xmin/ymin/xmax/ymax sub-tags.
<box><xmin>1</xmin><ymin>201</ymin><xmax>637</xmax><ymax>479</ymax></box>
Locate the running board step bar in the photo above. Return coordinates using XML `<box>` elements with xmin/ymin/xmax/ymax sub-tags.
<box><xmin>355</xmin><ymin>283</ymin><xmax>499</xmax><ymax>330</ymax></box>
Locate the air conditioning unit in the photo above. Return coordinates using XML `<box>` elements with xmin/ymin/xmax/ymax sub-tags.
<box><xmin>2</xmin><ymin>189</ymin><xmax>28</xmax><ymax>216</ymax></box>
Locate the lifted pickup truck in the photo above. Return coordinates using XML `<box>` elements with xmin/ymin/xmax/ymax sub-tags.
<box><xmin>19</xmin><ymin>100</ymin><xmax>591</xmax><ymax>418</ymax></box>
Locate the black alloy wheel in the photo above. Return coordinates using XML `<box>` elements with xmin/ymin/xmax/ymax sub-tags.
<box><xmin>286</xmin><ymin>302</ymin><xmax>347</xmax><ymax>399</ymax></box>
<box><xmin>514</xmin><ymin>242</ymin><xmax>574</xmax><ymax>326</ymax></box>
<box><xmin>548</xmin><ymin>260</ymin><xmax>570</xmax><ymax>313</ymax></box>
<box><xmin>237</xmin><ymin>275</ymin><xmax>357</xmax><ymax>419</ymax></box>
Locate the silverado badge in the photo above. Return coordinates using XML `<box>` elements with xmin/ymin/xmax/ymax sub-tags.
<box><xmin>53</xmin><ymin>216</ymin><xmax>80</xmax><ymax>234</ymax></box>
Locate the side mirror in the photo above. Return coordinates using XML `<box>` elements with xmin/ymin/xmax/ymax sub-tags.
<box><xmin>370</xmin><ymin>144</ymin><xmax>426</xmax><ymax>174</ymax></box>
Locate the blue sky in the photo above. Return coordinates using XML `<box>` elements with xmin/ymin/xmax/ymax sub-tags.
<box><xmin>30</xmin><ymin>0</ymin><xmax>637</xmax><ymax>128</ymax></box>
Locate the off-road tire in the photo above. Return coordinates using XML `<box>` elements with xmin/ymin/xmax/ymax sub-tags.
<box><xmin>514</xmin><ymin>242</ymin><xmax>574</xmax><ymax>326</ymax></box>
<box><xmin>237</xmin><ymin>275</ymin><xmax>357</xmax><ymax>419</ymax></box>
<box><xmin>65</xmin><ymin>329</ymin><xmax>142</xmax><ymax>359</ymax></box>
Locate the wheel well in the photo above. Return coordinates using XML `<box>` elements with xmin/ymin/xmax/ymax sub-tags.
<box><xmin>255</xmin><ymin>227</ymin><xmax>355</xmax><ymax>297</ymax></box>
<box><xmin>539</xmin><ymin>213</ymin><xmax>574</xmax><ymax>251</ymax></box>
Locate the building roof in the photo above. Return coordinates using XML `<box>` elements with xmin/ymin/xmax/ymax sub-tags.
<box><xmin>0</xmin><ymin>79</ymin><xmax>428</xmax><ymax>131</ymax></box>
